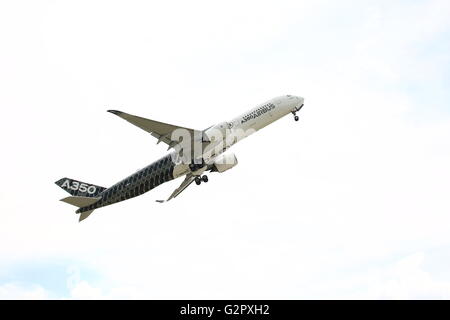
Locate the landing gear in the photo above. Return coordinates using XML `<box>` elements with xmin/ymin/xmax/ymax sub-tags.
<box><xmin>195</xmin><ymin>175</ymin><xmax>208</xmax><ymax>185</ymax></box>
<box><xmin>292</xmin><ymin>104</ymin><xmax>303</xmax><ymax>122</ymax></box>
<box><xmin>189</xmin><ymin>158</ymin><xmax>205</xmax><ymax>172</ymax></box>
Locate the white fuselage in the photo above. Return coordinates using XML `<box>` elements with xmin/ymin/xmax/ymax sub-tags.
<box><xmin>173</xmin><ymin>95</ymin><xmax>304</xmax><ymax>178</ymax></box>
<box><xmin>232</xmin><ymin>94</ymin><xmax>304</xmax><ymax>133</ymax></box>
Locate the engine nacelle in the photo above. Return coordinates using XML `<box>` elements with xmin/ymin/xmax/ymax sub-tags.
<box><xmin>212</xmin><ymin>153</ymin><xmax>238</xmax><ymax>173</ymax></box>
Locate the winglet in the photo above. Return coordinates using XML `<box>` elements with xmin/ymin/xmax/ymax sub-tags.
<box><xmin>107</xmin><ymin>110</ymin><xmax>123</xmax><ymax>116</ymax></box>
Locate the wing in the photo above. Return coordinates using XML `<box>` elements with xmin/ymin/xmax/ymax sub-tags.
<box><xmin>108</xmin><ymin>110</ymin><xmax>202</xmax><ymax>150</ymax></box>
<box><xmin>156</xmin><ymin>174</ymin><xmax>196</xmax><ymax>203</ymax></box>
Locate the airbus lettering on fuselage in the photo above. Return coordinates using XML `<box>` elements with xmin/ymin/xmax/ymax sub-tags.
<box><xmin>241</xmin><ymin>103</ymin><xmax>276</xmax><ymax>124</ymax></box>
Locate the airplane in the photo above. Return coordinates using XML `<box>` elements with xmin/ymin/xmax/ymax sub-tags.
<box><xmin>55</xmin><ymin>95</ymin><xmax>304</xmax><ymax>222</ymax></box>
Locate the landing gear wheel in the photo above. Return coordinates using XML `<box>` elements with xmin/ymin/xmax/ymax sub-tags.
<box><xmin>294</xmin><ymin>115</ymin><xmax>299</xmax><ymax>121</ymax></box>
<box><xmin>195</xmin><ymin>177</ymin><xmax>201</xmax><ymax>185</ymax></box>
<box><xmin>202</xmin><ymin>175</ymin><xmax>209</xmax><ymax>183</ymax></box>
<box><xmin>190</xmin><ymin>158</ymin><xmax>206</xmax><ymax>172</ymax></box>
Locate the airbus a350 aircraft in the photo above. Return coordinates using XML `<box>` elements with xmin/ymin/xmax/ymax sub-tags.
<box><xmin>56</xmin><ymin>95</ymin><xmax>304</xmax><ymax>221</ymax></box>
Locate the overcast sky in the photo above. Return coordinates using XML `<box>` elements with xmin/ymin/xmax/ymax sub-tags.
<box><xmin>1</xmin><ymin>0</ymin><xmax>450</xmax><ymax>299</ymax></box>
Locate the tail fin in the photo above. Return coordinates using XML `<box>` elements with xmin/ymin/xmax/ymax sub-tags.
<box><xmin>55</xmin><ymin>178</ymin><xmax>106</xmax><ymax>197</ymax></box>
<box><xmin>60</xmin><ymin>196</ymin><xmax>101</xmax><ymax>222</ymax></box>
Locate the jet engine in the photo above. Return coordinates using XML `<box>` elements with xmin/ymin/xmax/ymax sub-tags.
<box><xmin>211</xmin><ymin>153</ymin><xmax>238</xmax><ymax>173</ymax></box>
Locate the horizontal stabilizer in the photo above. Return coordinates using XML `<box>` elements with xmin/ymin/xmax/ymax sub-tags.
<box><xmin>60</xmin><ymin>196</ymin><xmax>101</xmax><ymax>208</ymax></box>
<box><xmin>79</xmin><ymin>210</ymin><xmax>94</xmax><ymax>222</ymax></box>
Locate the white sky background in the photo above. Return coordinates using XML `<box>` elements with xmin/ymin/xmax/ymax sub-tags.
<box><xmin>0</xmin><ymin>0</ymin><xmax>450</xmax><ymax>299</ymax></box>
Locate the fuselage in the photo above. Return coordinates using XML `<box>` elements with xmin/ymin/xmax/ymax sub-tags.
<box><xmin>76</xmin><ymin>95</ymin><xmax>304</xmax><ymax>214</ymax></box>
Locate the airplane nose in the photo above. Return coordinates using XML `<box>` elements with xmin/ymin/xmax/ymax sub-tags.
<box><xmin>295</xmin><ymin>96</ymin><xmax>304</xmax><ymax>111</ymax></box>
<box><xmin>285</xmin><ymin>95</ymin><xmax>304</xmax><ymax>112</ymax></box>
